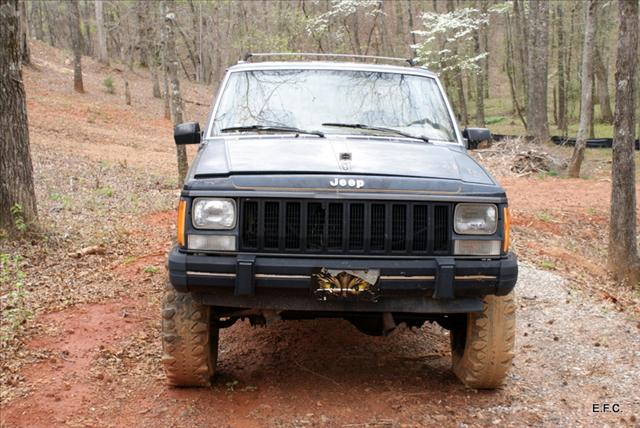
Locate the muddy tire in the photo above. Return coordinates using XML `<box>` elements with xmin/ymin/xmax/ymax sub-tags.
<box><xmin>450</xmin><ymin>292</ymin><xmax>516</xmax><ymax>389</ymax></box>
<box><xmin>161</xmin><ymin>284</ymin><xmax>218</xmax><ymax>387</ymax></box>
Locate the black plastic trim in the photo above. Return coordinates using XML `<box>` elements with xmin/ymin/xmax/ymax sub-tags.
<box><xmin>167</xmin><ymin>247</ymin><xmax>518</xmax><ymax>312</ymax></box>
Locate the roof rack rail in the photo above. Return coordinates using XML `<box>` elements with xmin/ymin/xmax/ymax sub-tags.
<box><xmin>240</xmin><ymin>52</ymin><xmax>418</xmax><ymax>66</ymax></box>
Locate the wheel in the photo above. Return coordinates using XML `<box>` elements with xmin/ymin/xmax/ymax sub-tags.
<box><xmin>161</xmin><ymin>283</ymin><xmax>218</xmax><ymax>387</ymax></box>
<box><xmin>450</xmin><ymin>292</ymin><xmax>516</xmax><ymax>389</ymax></box>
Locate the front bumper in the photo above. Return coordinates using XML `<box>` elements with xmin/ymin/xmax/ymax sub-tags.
<box><xmin>168</xmin><ymin>247</ymin><xmax>518</xmax><ymax>314</ymax></box>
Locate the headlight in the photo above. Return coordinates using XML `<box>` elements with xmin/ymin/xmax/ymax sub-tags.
<box><xmin>192</xmin><ymin>198</ymin><xmax>236</xmax><ymax>229</ymax></box>
<box><xmin>454</xmin><ymin>203</ymin><xmax>497</xmax><ymax>235</ymax></box>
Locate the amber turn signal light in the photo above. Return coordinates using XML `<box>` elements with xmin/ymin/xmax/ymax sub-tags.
<box><xmin>177</xmin><ymin>199</ymin><xmax>186</xmax><ymax>247</ymax></box>
<box><xmin>502</xmin><ymin>207</ymin><xmax>511</xmax><ymax>253</ymax></box>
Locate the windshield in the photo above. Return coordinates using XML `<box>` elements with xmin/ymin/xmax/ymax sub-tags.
<box><xmin>210</xmin><ymin>69</ymin><xmax>458</xmax><ymax>142</ymax></box>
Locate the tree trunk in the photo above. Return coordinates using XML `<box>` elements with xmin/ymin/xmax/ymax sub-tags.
<box><xmin>526</xmin><ymin>0</ymin><xmax>550</xmax><ymax>144</ymax></box>
<box><xmin>568</xmin><ymin>0</ymin><xmax>596</xmax><ymax>178</ymax></box>
<box><xmin>590</xmin><ymin>72</ymin><xmax>595</xmax><ymax>138</ymax></box>
<box><xmin>556</xmin><ymin>3</ymin><xmax>567</xmax><ymax>132</ymax></box>
<box><xmin>18</xmin><ymin>0</ymin><xmax>29</xmax><ymax>65</ymax></box>
<box><xmin>513</xmin><ymin>0</ymin><xmax>528</xmax><ymax>103</ymax></box>
<box><xmin>94</xmin><ymin>0</ymin><xmax>108</xmax><ymax>64</ymax></box>
<box><xmin>505</xmin><ymin>12</ymin><xmax>527</xmax><ymax>129</ymax></box>
<box><xmin>160</xmin><ymin>2</ymin><xmax>171</xmax><ymax>120</ymax></box>
<box><xmin>445</xmin><ymin>0</ymin><xmax>467</xmax><ymax>127</ymax></box>
<box><xmin>80</xmin><ymin>1</ymin><xmax>92</xmax><ymax>57</ymax></box>
<box><xmin>43</xmin><ymin>1</ymin><xmax>57</xmax><ymax>47</ymax></box>
<box><xmin>124</xmin><ymin>78</ymin><xmax>131</xmax><ymax>105</ymax></box>
<box><xmin>481</xmin><ymin>0</ymin><xmax>489</xmax><ymax>99</ymax></box>
<box><xmin>473</xmin><ymin>15</ymin><xmax>485</xmax><ymax>127</ymax></box>
<box><xmin>406</xmin><ymin>0</ymin><xmax>416</xmax><ymax>57</ymax></box>
<box><xmin>0</xmin><ymin>0</ymin><xmax>38</xmax><ymax>236</ymax></box>
<box><xmin>163</xmin><ymin>62</ymin><xmax>171</xmax><ymax>120</ymax></box>
<box><xmin>565</xmin><ymin>2</ymin><xmax>579</xmax><ymax>128</ymax></box>
<box><xmin>608</xmin><ymin>0</ymin><xmax>639</xmax><ymax>284</ymax></box>
<box><xmin>138</xmin><ymin>0</ymin><xmax>161</xmax><ymax>98</ymax></box>
<box><xmin>594</xmin><ymin>46</ymin><xmax>614</xmax><ymax>123</ymax></box>
<box><xmin>31</xmin><ymin>0</ymin><xmax>44</xmax><ymax>41</ymax></box>
<box><xmin>68</xmin><ymin>0</ymin><xmax>84</xmax><ymax>93</ymax></box>
<box><xmin>164</xmin><ymin>1</ymin><xmax>188</xmax><ymax>187</ymax></box>
<box><xmin>150</xmin><ymin>56</ymin><xmax>162</xmax><ymax>98</ymax></box>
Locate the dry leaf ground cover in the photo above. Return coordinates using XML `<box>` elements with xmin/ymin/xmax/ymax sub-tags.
<box><xmin>1</xmin><ymin>41</ymin><xmax>639</xmax><ymax>427</ymax></box>
<box><xmin>470</xmin><ymin>141</ymin><xmax>640</xmax><ymax>313</ymax></box>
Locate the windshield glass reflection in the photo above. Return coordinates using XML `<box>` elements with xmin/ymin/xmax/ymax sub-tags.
<box><xmin>212</xmin><ymin>69</ymin><xmax>457</xmax><ymax>142</ymax></box>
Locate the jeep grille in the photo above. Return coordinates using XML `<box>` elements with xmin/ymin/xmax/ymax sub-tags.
<box><xmin>240</xmin><ymin>199</ymin><xmax>451</xmax><ymax>256</ymax></box>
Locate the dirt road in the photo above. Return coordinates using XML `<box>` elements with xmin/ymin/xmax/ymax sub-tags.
<box><xmin>1</xmin><ymin>42</ymin><xmax>639</xmax><ymax>427</ymax></box>
<box><xmin>2</xmin><ymin>262</ymin><xmax>639</xmax><ymax>427</ymax></box>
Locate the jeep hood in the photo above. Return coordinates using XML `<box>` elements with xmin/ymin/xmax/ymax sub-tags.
<box><xmin>191</xmin><ymin>136</ymin><xmax>495</xmax><ymax>185</ymax></box>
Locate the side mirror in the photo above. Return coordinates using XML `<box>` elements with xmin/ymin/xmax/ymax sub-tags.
<box><xmin>174</xmin><ymin>122</ymin><xmax>201</xmax><ymax>145</ymax></box>
<box><xmin>462</xmin><ymin>127</ymin><xmax>492</xmax><ymax>149</ymax></box>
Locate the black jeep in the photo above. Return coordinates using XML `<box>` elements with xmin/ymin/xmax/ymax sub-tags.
<box><xmin>163</xmin><ymin>54</ymin><xmax>517</xmax><ymax>389</ymax></box>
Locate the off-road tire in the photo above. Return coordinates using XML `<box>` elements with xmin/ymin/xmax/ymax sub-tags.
<box><xmin>450</xmin><ymin>292</ymin><xmax>516</xmax><ymax>389</ymax></box>
<box><xmin>161</xmin><ymin>283</ymin><xmax>218</xmax><ymax>387</ymax></box>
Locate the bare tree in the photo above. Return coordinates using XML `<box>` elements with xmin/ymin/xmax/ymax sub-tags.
<box><xmin>513</xmin><ymin>0</ymin><xmax>528</xmax><ymax>101</ymax></box>
<box><xmin>18</xmin><ymin>0</ymin><xmax>29</xmax><ymax>65</ymax></box>
<box><xmin>95</xmin><ymin>0</ymin><xmax>108</xmax><ymax>64</ymax></box>
<box><xmin>31</xmin><ymin>0</ymin><xmax>44</xmax><ymax>41</ymax></box>
<box><xmin>138</xmin><ymin>0</ymin><xmax>161</xmax><ymax>98</ymax></box>
<box><xmin>473</xmin><ymin>4</ymin><xmax>485</xmax><ymax>127</ymax></box>
<box><xmin>594</xmin><ymin>46</ymin><xmax>614</xmax><ymax>123</ymax></box>
<box><xmin>555</xmin><ymin>3</ymin><xmax>567</xmax><ymax>132</ymax></box>
<box><xmin>67</xmin><ymin>0</ymin><xmax>84</xmax><ymax>92</ymax></box>
<box><xmin>159</xmin><ymin>2</ymin><xmax>171</xmax><ymax>119</ymax></box>
<box><xmin>164</xmin><ymin>1</ymin><xmax>188</xmax><ymax>187</ymax></box>
<box><xmin>526</xmin><ymin>0</ymin><xmax>550</xmax><ymax>144</ymax></box>
<box><xmin>445</xmin><ymin>1</ymin><xmax>468</xmax><ymax>127</ymax></box>
<box><xmin>568</xmin><ymin>0</ymin><xmax>596</xmax><ymax>178</ymax></box>
<box><xmin>608</xmin><ymin>0</ymin><xmax>639</xmax><ymax>284</ymax></box>
<box><xmin>0</xmin><ymin>0</ymin><xmax>38</xmax><ymax>236</ymax></box>
<box><xmin>124</xmin><ymin>78</ymin><xmax>131</xmax><ymax>105</ymax></box>
<box><xmin>504</xmin><ymin>11</ymin><xmax>526</xmax><ymax>128</ymax></box>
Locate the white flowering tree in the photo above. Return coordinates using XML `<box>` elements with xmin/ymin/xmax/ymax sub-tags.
<box><xmin>412</xmin><ymin>7</ymin><xmax>489</xmax><ymax>75</ymax></box>
<box><xmin>411</xmin><ymin>6</ymin><xmax>496</xmax><ymax>126</ymax></box>
<box><xmin>305</xmin><ymin>0</ymin><xmax>384</xmax><ymax>55</ymax></box>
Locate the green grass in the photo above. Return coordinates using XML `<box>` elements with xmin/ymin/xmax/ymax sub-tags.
<box><xmin>536</xmin><ymin>211</ymin><xmax>555</xmax><ymax>223</ymax></box>
<box><xmin>540</xmin><ymin>260</ymin><xmax>557</xmax><ymax>271</ymax></box>
<box><xmin>472</xmin><ymin>96</ymin><xmax>616</xmax><ymax>138</ymax></box>
<box><xmin>49</xmin><ymin>192</ymin><xmax>72</xmax><ymax>210</ymax></box>
<box><xmin>122</xmin><ymin>255</ymin><xmax>137</xmax><ymax>265</ymax></box>
<box><xmin>96</xmin><ymin>186</ymin><xmax>114</xmax><ymax>197</ymax></box>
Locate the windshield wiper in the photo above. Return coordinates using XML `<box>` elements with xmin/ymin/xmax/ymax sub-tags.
<box><xmin>322</xmin><ymin>123</ymin><xmax>430</xmax><ymax>143</ymax></box>
<box><xmin>221</xmin><ymin>125</ymin><xmax>325</xmax><ymax>138</ymax></box>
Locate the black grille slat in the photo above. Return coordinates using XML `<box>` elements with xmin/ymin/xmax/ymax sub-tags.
<box><xmin>413</xmin><ymin>205</ymin><xmax>429</xmax><ymax>251</ymax></box>
<box><xmin>349</xmin><ymin>203</ymin><xmax>365</xmax><ymax>250</ymax></box>
<box><xmin>434</xmin><ymin>205</ymin><xmax>449</xmax><ymax>252</ymax></box>
<box><xmin>391</xmin><ymin>204</ymin><xmax>407</xmax><ymax>251</ymax></box>
<box><xmin>370</xmin><ymin>204</ymin><xmax>385</xmax><ymax>251</ymax></box>
<box><xmin>327</xmin><ymin>203</ymin><xmax>343</xmax><ymax>250</ymax></box>
<box><xmin>242</xmin><ymin>201</ymin><xmax>258</xmax><ymax>248</ymax></box>
<box><xmin>239</xmin><ymin>199</ymin><xmax>451</xmax><ymax>255</ymax></box>
<box><xmin>307</xmin><ymin>203</ymin><xmax>324</xmax><ymax>251</ymax></box>
<box><xmin>263</xmin><ymin>202</ymin><xmax>280</xmax><ymax>249</ymax></box>
<box><xmin>285</xmin><ymin>202</ymin><xmax>301</xmax><ymax>249</ymax></box>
